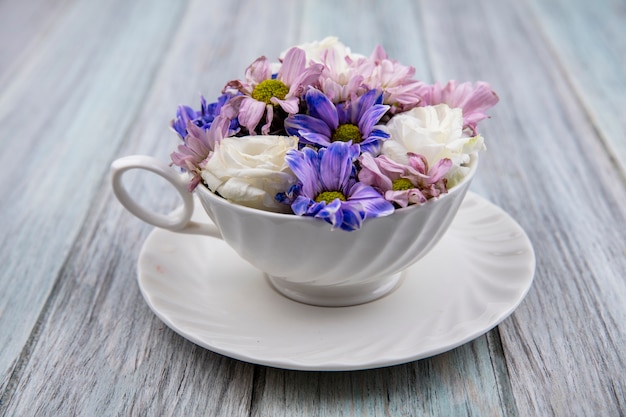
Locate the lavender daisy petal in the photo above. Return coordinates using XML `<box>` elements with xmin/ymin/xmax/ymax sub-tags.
<box><xmin>319</xmin><ymin>142</ymin><xmax>355</xmax><ymax>192</ymax></box>
<box><xmin>337</xmin><ymin>204</ymin><xmax>364</xmax><ymax>231</ymax></box>
<box><xmin>278</xmin><ymin>47</ymin><xmax>306</xmax><ymax>87</ymax></box>
<box><xmin>298</xmin><ymin>131</ymin><xmax>333</xmax><ymax>148</ymax></box>
<box><xmin>305</xmin><ymin>88</ymin><xmax>339</xmax><ymax>130</ymax></box>
<box><xmin>358</xmin><ymin>104</ymin><xmax>390</xmax><ymax>135</ymax></box>
<box><xmin>348</xmin><ymin>182</ymin><xmax>395</xmax><ymax>219</ymax></box>
<box><xmin>285</xmin><ymin>148</ymin><xmax>321</xmax><ymax>198</ymax></box>
<box><xmin>315</xmin><ymin>199</ymin><xmax>344</xmax><ymax>229</ymax></box>
<box><xmin>353</xmin><ymin>89</ymin><xmax>381</xmax><ymax>121</ymax></box>
<box><xmin>292</xmin><ymin>195</ymin><xmax>314</xmax><ymax>216</ymax></box>
<box><xmin>285</xmin><ymin>114</ymin><xmax>332</xmax><ymax>138</ymax></box>
<box><xmin>172</xmin><ymin>105</ymin><xmax>197</xmax><ymax>138</ymax></box>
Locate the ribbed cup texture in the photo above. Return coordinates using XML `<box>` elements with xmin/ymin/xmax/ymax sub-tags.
<box><xmin>195</xmin><ymin>156</ymin><xmax>476</xmax><ymax>295</ymax></box>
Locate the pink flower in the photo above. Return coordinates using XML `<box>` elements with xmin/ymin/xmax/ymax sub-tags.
<box><xmin>358</xmin><ymin>152</ymin><xmax>452</xmax><ymax>207</ymax></box>
<box><xmin>355</xmin><ymin>45</ymin><xmax>423</xmax><ymax>114</ymax></box>
<box><xmin>222</xmin><ymin>47</ymin><xmax>323</xmax><ymax>135</ymax></box>
<box><xmin>284</xmin><ymin>37</ymin><xmax>366</xmax><ymax>103</ymax></box>
<box><xmin>170</xmin><ymin>115</ymin><xmax>231</xmax><ymax>191</ymax></box>
<box><xmin>316</xmin><ymin>49</ymin><xmax>365</xmax><ymax>103</ymax></box>
<box><xmin>418</xmin><ymin>80</ymin><xmax>499</xmax><ymax>134</ymax></box>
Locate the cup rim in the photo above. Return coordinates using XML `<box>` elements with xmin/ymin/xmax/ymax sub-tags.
<box><xmin>195</xmin><ymin>153</ymin><xmax>479</xmax><ymax>220</ymax></box>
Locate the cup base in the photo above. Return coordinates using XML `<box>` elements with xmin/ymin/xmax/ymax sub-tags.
<box><xmin>265</xmin><ymin>272</ymin><xmax>405</xmax><ymax>307</ymax></box>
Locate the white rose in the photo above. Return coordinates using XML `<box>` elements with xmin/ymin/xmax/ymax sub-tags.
<box><xmin>201</xmin><ymin>135</ymin><xmax>298</xmax><ymax>213</ymax></box>
<box><xmin>383</xmin><ymin>104</ymin><xmax>485</xmax><ymax>186</ymax></box>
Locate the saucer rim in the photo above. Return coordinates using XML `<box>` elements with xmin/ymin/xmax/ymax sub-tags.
<box><xmin>136</xmin><ymin>192</ymin><xmax>535</xmax><ymax>371</ymax></box>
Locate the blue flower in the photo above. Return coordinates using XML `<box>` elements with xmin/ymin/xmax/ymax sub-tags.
<box><xmin>279</xmin><ymin>141</ymin><xmax>394</xmax><ymax>231</ymax></box>
<box><xmin>284</xmin><ymin>88</ymin><xmax>390</xmax><ymax>155</ymax></box>
<box><xmin>171</xmin><ymin>94</ymin><xmax>239</xmax><ymax>139</ymax></box>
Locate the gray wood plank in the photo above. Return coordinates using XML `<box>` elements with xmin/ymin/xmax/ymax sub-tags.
<box><xmin>0</xmin><ymin>0</ymin><xmax>189</xmax><ymax>400</ymax></box>
<box><xmin>1</xmin><ymin>0</ymin><xmax>299</xmax><ymax>415</ymax></box>
<box><xmin>2</xmin><ymin>0</ymin><xmax>624</xmax><ymax>415</ymax></box>
<box><xmin>249</xmin><ymin>1</ymin><xmax>518</xmax><ymax>415</ymax></box>
<box><xmin>527</xmin><ymin>0</ymin><xmax>626</xmax><ymax>177</ymax></box>
<box><xmin>0</xmin><ymin>0</ymin><xmax>74</xmax><ymax>80</ymax></box>
<box><xmin>2</xmin><ymin>0</ymin><xmax>519</xmax><ymax>414</ymax></box>
<box><xmin>420</xmin><ymin>0</ymin><xmax>626</xmax><ymax>415</ymax></box>
<box><xmin>298</xmin><ymin>0</ymin><xmax>433</xmax><ymax>81</ymax></box>
<box><xmin>1</xmin><ymin>185</ymin><xmax>255</xmax><ymax>416</ymax></box>
<box><xmin>251</xmin><ymin>334</ymin><xmax>517</xmax><ymax>417</ymax></box>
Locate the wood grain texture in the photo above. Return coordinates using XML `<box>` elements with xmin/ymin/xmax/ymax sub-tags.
<box><xmin>420</xmin><ymin>0</ymin><xmax>626</xmax><ymax>415</ymax></box>
<box><xmin>250</xmin><ymin>335</ymin><xmax>517</xmax><ymax>417</ymax></box>
<box><xmin>0</xmin><ymin>0</ymin><xmax>75</xmax><ymax>81</ymax></box>
<box><xmin>0</xmin><ymin>0</ymin><xmax>189</xmax><ymax>400</ymax></box>
<box><xmin>0</xmin><ymin>0</ymin><xmax>624</xmax><ymax>415</ymax></box>
<box><xmin>1</xmin><ymin>0</ymin><xmax>290</xmax><ymax>415</ymax></box>
<box><xmin>527</xmin><ymin>0</ymin><xmax>626</xmax><ymax>177</ymax></box>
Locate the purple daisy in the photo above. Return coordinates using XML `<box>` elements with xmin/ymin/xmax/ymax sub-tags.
<box><xmin>222</xmin><ymin>47</ymin><xmax>323</xmax><ymax>135</ymax></box>
<box><xmin>284</xmin><ymin>88</ymin><xmax>390</xmax><ymax>155</ymax></box>
<box><xmin>171</xmin><ymin>93</ymin><xmax>239</xmax><ymax>139</ymax></box>
<box><xmin>280</xmin><ymin>141</ymin><xmax>394</xmax><ymax>231</ymax></box>
<box><xmin>170</xmin><ymin>115</ymin><xmax>232</xmax><ymax>191</ymax></box>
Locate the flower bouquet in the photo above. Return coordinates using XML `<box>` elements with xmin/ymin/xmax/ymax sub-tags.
<box><xmin>170</xmin><ymin>37</ymin><xmax>498</xmax><ymax>231</ymax></box>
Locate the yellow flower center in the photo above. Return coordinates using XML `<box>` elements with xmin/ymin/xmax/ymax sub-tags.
<box><xmin>392</xmin><ymin>178</ymin><xmax>414</xmax><ymax>191</ymax></box>
<box><xmin>331</xmin><ymin>123</ymin><xmax>363</xmax><ymax>143</ymax></box>
<box><xmin>315</xmin><ymin>191</ymin><xmax>347</xmax><ymax>204</ymax></box>
<box><xmin>251</xmin><ymin>79</ymin><xmax>289</xmax><ymax>104</ymax></box>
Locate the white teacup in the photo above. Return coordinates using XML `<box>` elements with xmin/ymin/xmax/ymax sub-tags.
<box><xmin>111</xmin><ymin>154</ymin><xmax>477</xmax><ymax>307</ymax></box>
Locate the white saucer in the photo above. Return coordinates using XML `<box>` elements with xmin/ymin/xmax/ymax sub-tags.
<box><xmin>137</xmin><ymin>192</ymin><xmax>535</xmax><ymax>371</ymax></box>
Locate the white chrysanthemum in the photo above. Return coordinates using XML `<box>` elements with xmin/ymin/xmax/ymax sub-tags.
<box><xmin>202</xmin><ymin>136</ymin><xmax>298</xmax><ymax>212</ymax></box>
<box><xmin>383</xmin><ymin>104</ymin><xmax>484</xmax><ymax>186</ymax></box>
<box><xmin>284</xmin><ymin>37</ymin><xmax>361</xmax><ymax>68</ymax></box>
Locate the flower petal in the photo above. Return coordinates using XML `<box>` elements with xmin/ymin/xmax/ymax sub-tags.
<box><xmin>278</xmin><ymin>47</ymin><xmax>306</xmax><ymax>86</ymax></box>
<box><xmin>353</xmin><ymin>89</ymin><xmax>381</xmax><ymax>121</ymax></box>
<box><xmin>291</xmin><ymin>195</ymin><xmax>313</xmax><ymax>215</ymax></box>
<box><xmin>287</xmin><ymin>63</ymin><xmax>324</xmax><ymax>97</ymax></box>
<box><xmin>319</xmin><ymin>142</ymin><xmax>354</xmax><ymax>192</ymax></box>
<box><xmin>348</xmin><ymin>182</ymin><xmax>395</xmax><ymax>218</ymax></box>
<box><xmin>245</xmin><ymin>55</ymin><xmax>272</xmax><ymax>84</ymax></box>
<box><xmin>285</xmin><ymin>147</ymin><xmax>321</xmax><ymax>198</ymax></box>
<box><xmin>358</xmin><ymin>104</ymin><xmax>390</xmax><ymax>135</ymax></box>
<box><xmin>171</xmin><ymin>105</ymin><xmax>196</xmax><ymax>138</ymax></box>
<box><xmin>237</xmin><ymin>98</ymin><xmax>266</xmax><ymax>134</ymax></box>
<box><xmin>298</xmin><ymin>131</ymin><xmax>333</xmax><ymax>148</ymax></box>
<box><xmin>337</xmin><ymin>203</ymin><xmax>363</xmax><ymax>231</ymax></box>
<box><xmin>315</xmin><ymin>198</ymin><xmax>344</xmax><ymax>229</ymax></box>
<box><xmin>272</xmin><ymin>96</ymin><xmax>300</xmax><ymax>115</ymax></box>
<box><xmin>260</xmin><ymin>103</ymin><xmax>273</xmax><ymax>135</ymax></box>
<box><xmin>285</xmin><ymin>114</ymin><xmax>332</xmax><ymax>138</ymax></box>
<box><xmin>428</xmin><ymin>157</ymin><xmax>453</xmax><ymax>182</ymax></box>
<box><xmin>305</xmin><ymin>88</ymin><xmax>339</xmax><ymax>130</ymax></box>
<box><xmin>357</xmin><ymin>153</ymin><xmax>395</xmax><ymax>191</ymax></box>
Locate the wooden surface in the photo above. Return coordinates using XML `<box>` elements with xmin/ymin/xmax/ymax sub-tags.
<box><xmin>0</xmin><ymin>0</ymin><xmax>624</xmax><ymax>415</ymax></box>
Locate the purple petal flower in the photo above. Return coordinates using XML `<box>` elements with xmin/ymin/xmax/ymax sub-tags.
<box><xmin>353</xmin><ymin>45</ymin><xmax>424</xmax><ymax>114</ymax></box>
<box><xmin>418</xmin><ymin>81</ymin><xmax>499</xmax><ymax>134</ymax></box>
<box><xmin>284</xmin><ymin>88</ymin><xmax>390</xmax><ymax>155</ymax></box>
<box><xmin>170</xmin><ymin>115</ymin><xmax>232</xmax><ymax>191</ymax></box>
<box><xmin>281</xmin><ymin>141</ymin><xmax>394</xmax><ymax>231</ymax></box>
<box><xmin>358</xmin><ymin>152</ymin><xmax>452</xmax><ymax>208</ymax></box>
<box><xmin>222</xmin><ymin>47</ymin><xmax>323</xmax><ymax>135</ymax></box>
<box><xmin>171</xmin><ymin>105</ymin><xmax>197</xmax><ymax>138</ymax></box>
<box><xmin>300</xmin><ymin>39</ymin><xmax>366</xmax><ymax>103</ymax></box>
<box><xmin>170</xmin><ymin>94</ymin><xmax>238</xmax><ymax>139</ymax></box>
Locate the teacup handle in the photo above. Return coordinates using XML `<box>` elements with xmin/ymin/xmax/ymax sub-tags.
<box><xmin>110</xmin><ymin>155</ymin><xmax>221</xmax><ymax>238</ymax></box>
